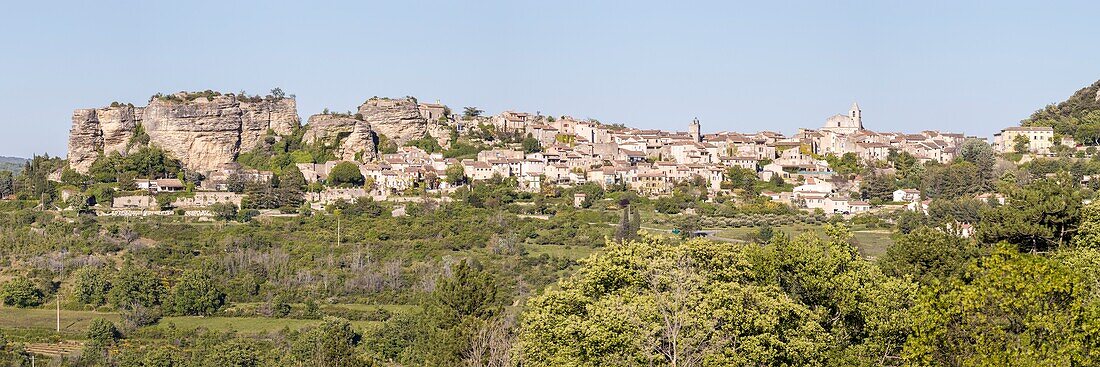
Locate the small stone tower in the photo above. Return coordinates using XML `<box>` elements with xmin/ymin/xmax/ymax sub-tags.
<box><xmin>849</xmin><ymin>102</ymin><xmax>862</xmax><ymax>130</ymax></box>
<box><xmin>689</xmin><ymin>117</ymin><xmax>702</xmax><ymax>143</ymax></box>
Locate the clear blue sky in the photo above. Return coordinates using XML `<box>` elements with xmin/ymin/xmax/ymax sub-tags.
<box><xmin>2</xmin><ymin>0</ymin><xmax>1098</xmax><ymax>157</ymax></box>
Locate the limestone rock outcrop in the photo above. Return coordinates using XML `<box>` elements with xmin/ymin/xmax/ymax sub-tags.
<box><xmin>97</xmin><ymin>106</ymin><xmax>140</xmax><ymax>156</ymax></box>
<box><xmin>357</xmin><ymin>97</ymin><xmax>428</xmax><ymax>145</ymax></box>
<box><xmin>340</xmin><ymin>120</ymin><xmax>379</xmax><ymax>162</ymax></box>
<box><xmin>142</xmin><ymin>95</ymin><xmax>245</xmax><ymax>173</ymax></box>
<box><xmin>302</xmin><ymin>114</ymin><xmax>378</xmax><ymax>162</ymax></box>
<box><xmin>240</xmin><ymin>99</ymin><xmax>300</xmax><ymax>150</ymax></box>
<box><xmin>67</xmin><ymin>105</ymin><xmax>142</xmax><ymax>173</ymax></box>
<box><xmin>302</xmin><ymin>114</ymin><xmax>358</xmax><ymax>144</ymax></box>
<box><xmin>67</xmin><ymin>92</ymin><xmax>301</xmax><ymax>174</ymax></box>
<box><xmin>67</xmin><ymin>109</ymin><xmax>104</xmax><ymax>174</ymax></box>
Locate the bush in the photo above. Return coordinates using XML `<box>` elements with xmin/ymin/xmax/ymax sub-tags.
<box><xmin>73</xmin><ymin>267</ymin><xmax>112</xmax><ymax>306</ymax></box>
<box><xmin>210</xmin><ymin>202</ymin><xmax>239</xmax><ymax>221</ymax></box>
<box><xmin>328</xmin><ymin>162</ymin><xmax>364</xmax><ymax>187</ymax></box>
<box><xmin>169</xmin><ymin>269</ymin><xmax>226</xmax><ymax>316</ymax></box>
<box><xmin>1</xmin><ymin>277</ymin><xmax>43</xmax><ymax>307</ymax></box>
<box><xmin>86</xmin><ymin>318</ymin><xmax>120</xmax><ymax>346</ymax></box>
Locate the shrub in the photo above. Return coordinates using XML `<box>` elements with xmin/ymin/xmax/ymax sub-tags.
<box><xmin>328</xmin><ymin>162</ymin><xmax>364</xmax><ymax>187</ymax></box>
<box><xmin>169</xmin><ymin>268</ymin><xmax>226</xmax><ymax>316</ymax></box>
<box><xmin>1</xmin><ymin>277</ymin><xmax>43</xmax><ymax>307</ymax></box>
<box><xmin>86</xmin><ymin>318</ymin><xmax>120</xmax><ymax>346</ymax></box>
<box><xmin>73</xmin><ymin>267</ymin><xmax>112</xmax><ymax>306</ymax></box>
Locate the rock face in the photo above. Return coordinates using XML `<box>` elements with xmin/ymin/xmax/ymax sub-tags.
<box><xmin>302</xmin><ymin>114</ymin><xmax>358</xmax><ymax>144</ymax></box>
<box><xmin>357</xmin><ymin>97</ymin><xmax>428</xmax><ymax>145</ymax></box>
<box><xmin>302</xmin><ymin>114</ymin><xmax>378</xmax><ymax>162</ymax></box>
<box><xmin>67</xmin><ymin>93</ymin><xmax>301</xmax><ymax>174</ymax></box>
<box><xmin>67</xmin><ymin>109</ymin><xmax>104</xmax><ymax>174</ymax></box>
<box><xmin>67</xmin><ymin>105</ymin><xmax>142</xmax><ymax>173</ymax></box>
<box><xmin>341</xmin><ymin>121</ymin><xmax>379</xmax><ymax>162</ymax></box>
<box><xmin>240</xmin><ymin>99</ymin><xmax>300</xmax><ymax>150</ymax></box>
<box><xmin>142</xmin><ymin>95</ymin><xmax>245</xmax><ymax>173</ymax></box>
<box><xmin>96</xmin><ymin>106</ymin><xmax>139</xmax><ymax>156</ymax></box>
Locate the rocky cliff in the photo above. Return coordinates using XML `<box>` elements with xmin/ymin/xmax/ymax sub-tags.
<box><xmin>67</xmin><ymin>93</ymin><xmax>300</xmax><ymax>173</ymax></box>
<box><xmin>68</xmin><ymin>92</ymin><xmax>449</xmax><ymax>173</ymax></box>
<box><xmin>357</xmin><ymin>97</ymin><xmax>428</xmax><ymax>145</ymax></box>
<box><xmin>302</xmin><ymin>114</ymin><xmax>379</xmax><ymax>162</ymax></box>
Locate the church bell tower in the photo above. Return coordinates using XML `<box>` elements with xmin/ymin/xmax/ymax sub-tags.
<box><xmin>689</xmin><ymin>117</ymin><xmax>701</xmax><ymax>142</ymax></box>
<box><xmin>849</xmin><ymin>102</ymin><xmax>862</xmax><ymax>130</ymax></box>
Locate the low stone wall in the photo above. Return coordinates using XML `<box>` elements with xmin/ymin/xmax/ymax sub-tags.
<box><xmin>97</xmin><ymin>210</ymin><xmax>172</xmax><ymax>217</ymax></box>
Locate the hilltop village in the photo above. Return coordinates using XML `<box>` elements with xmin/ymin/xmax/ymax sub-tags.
<box><xmin>55</xmin><ymin>90</ymin><xmax>1056</xmax><ymax>218</ymax></box>
<box><xmin>4</xmin><ymin>81</ymin><xmax>1100</xmax><ymax>366</ymax></box>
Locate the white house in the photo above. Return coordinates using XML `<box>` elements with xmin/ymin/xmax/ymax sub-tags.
<box><xmin>892</xmin><ymin>189</ymin><xmax>921</xmax><ymax>203</ymax></box>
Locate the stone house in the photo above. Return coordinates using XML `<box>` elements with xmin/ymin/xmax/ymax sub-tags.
<box><xmin>154</xmin><ymin>179</ymin><xmax>185</xmax><ymax>193</ymax></box>
<box><xmin>993</xmin><ymin>126</ymin><xmax>1055</xmax><ymax>154</ymax></box>
<box><xmin>418</xmin><ymin>102</ymin><xmax>448</xmax><ymax>122</ymax></box>
<box><xmin>892</xmin><ymin>189</ymin><xmax>921</xmax><ymax>203</ymax></box>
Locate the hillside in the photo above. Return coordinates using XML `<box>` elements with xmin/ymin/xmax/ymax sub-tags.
<box><xmin>0</xmin><ymin>156</ymin><xmax>27</xmax><ymax>172</ymax></box>
<box><xmin>1022</xmin><ymin>79</ymin><xmax>1100</xmax><ymax>144</ymax></box>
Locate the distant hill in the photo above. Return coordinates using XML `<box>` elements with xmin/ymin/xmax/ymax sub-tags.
<box><xmin>1022</xmin><ymin>79</ymin><xmax>1100</xmax><ymax>145</ymax></box>
<box><xmin>0</xmin><ymin>156</ymin><xmax>28</xmax><ymax>173</ymax></box>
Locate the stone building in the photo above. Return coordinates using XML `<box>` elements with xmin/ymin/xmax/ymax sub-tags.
<box><xmin>822</xmin><ymin>102</ymin><xmax>863</xmax><ymax>134</ymax></box>
<box><xmin>689</xmin><ymin>118</ymin><xmax>702</xmax><ymax>143</ymax></box>
<box><xmin>993</xmin><ymin>126</ymin><xmax>1055</xmax><ymax>154</ymax></box>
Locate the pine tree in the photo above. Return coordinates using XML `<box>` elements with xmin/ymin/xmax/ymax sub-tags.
<box><xmin>629</xmin><ymin>205</ymin><xmax>642</xmax><ymax>238</ymax></box>
<box><xmin>615</xmin><ymin>206</ymin><xmax>631</xmax><ymax>241</ymax></box>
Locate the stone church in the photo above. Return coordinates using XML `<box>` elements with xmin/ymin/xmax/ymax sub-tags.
<box><xmin>822</xmin><ymin>102</ymin><xmax>863</xmax><ymax>134</ymax></box>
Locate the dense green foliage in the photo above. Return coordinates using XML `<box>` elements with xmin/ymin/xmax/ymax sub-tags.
<box><xmin>520</xmin><ymin>227</ymin><xmax>914</xmax><ymax>366</ymax></box>
<box><xmin>1023</xmin><ymin>79</ymin><xmax>1100</xmax><ymax>144</ymax></box>
<box><xmin>328</xmin><ymin>161</ymin><xmax>365</xmax><ymax>187</ymax></box>
<box><xmin>1</xmin><ymin>277</ymin><xmax>43</xmax><ymax>308</ymax></box>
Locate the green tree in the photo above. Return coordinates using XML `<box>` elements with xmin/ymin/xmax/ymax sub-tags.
<box><xmin>462</xmin><ymin>106</ymin><xmax>483</xmax><ymax>119</ymax></box>
<box><xmin>206</xmin><ymin>339</ymin><xmax>262</xmax><ymax>367</ymax></box>
<box><xmin>371</xmin><ymin>260</ymin><xmax>501</xmax><ymax>366</ymax></box>
<box><xmin>169</xmin><ymin>268</ymin><xmax>226</xmax><ymax>316</ymax></box>
<box><xmin>921</xmin><ymin>162</ymin><xmax>981</xmax><ymax>199</ymax></box>
<box><xmin>72</xmin><ymin>267</ymin><xmax>112</xmax><ymax>306</ymax></box>
<box><xmin>724</xmin><ymin>166</ymin><xmax>758</xmax><ymax>195</ymax></box>
<box><xmin>327</xmin><ymin>162</ymin><xmax>365</xmax><ymax>187</ymax></box>
<box><xmin>210</xmin><ymin>202</ymin><xmax>239</xmax><ymax>221</ymax></box>
<box><xmin>826</xmin><ymin>152</ymin><xmax>863</xmax><ymax>175</ymax></box>
<box><xmin>1</xmin><ymin>277</ymin><xmax>42</xmax><ymax>308</ymax></box>
<box><xmin>292</xmin><ymin>317</ymin><xmax>365</xmax><ymax>367</ymax></box>
<box><xmin>109</xmin><ymin>266</ymin><xmax>164</xmax><ymax>309</ymax></box>
<box><xmin>521</xmin><ymin>135</ymin><xmax>541</xmax><ymax>154</ymax></box>
<box><xmin>676</xmin><ymin>215</ymin><xmax>700</xmax><ymax>238</ymax></box>
<box><xmin>861</xmin><ymin>173</ymin><xmax>897</xmax><ymax>202</ymax></box>
<box><xmin>405</xmin><ymin>134</ymin><xmax>444</xmax><ymax>153</ymax></box>
<box><xmin>1014</xmin><ymin>134</ymin><xmax>1031</xmax><ymax>153</ymax></box>
<box><xmin>904</xmin><ymin>245</ymin><xmax>1100</xmax><ymax>366</ymax></box>
<box><xmin>878</xmin><ymin>227</ymin><xmax>979</xmax><ymax>284</ymax></box>
<box><xmin>444</xmin><ymin>164</ymin><xmax>465</xmax><ymax>186</ymax></box>
<box><xmin>615</xmin><ymin>205</ymin><xmax>637</xmax><ymax>241</ymax></box>
<box><xmin>519</xmin><ymin>229</ymin><xmax>914</xmax><ymax>366</ymax></box>
<box><xmin>137</xmin><ymin>346</ymin><xmax>186</xmax><ymax>367</ymax></box>
<box><xmin>86</xmin><ymin>318</ymin><xmax>120</xmax><ymax>347</ymax></box>
<box><xmin>959</xmin><ymin>138</ymin><xmax>995</xmax><ymax>190</ymax></box>
<box><xmin>978</xmin><ymin>173</ymin><xmax>1083</xmax><ymax>252</ymax></box>
<box><xmin>1073</xmin><ymin>202</ymin><xmax>1100</xmax><ymax>248</ymax></box>
<box><xmin>0</xmin><ymin>171</ymin><xmax>14</xmax><ymax>197</ymax></box>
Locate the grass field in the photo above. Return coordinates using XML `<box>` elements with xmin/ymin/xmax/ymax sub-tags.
<box><xmin>716</xmin><ymin>224</ymin><xmax>895</xmax><ymax>259</ymax></box>
<box><xmin>0</xmin><ymin>307</ymin><xmax>119</xmax><ymax>335</ymax></box>
<box><xmin>155</xmin><ymin>316</ymin><xmax>382</xmax><ymax>334</ymax></box>
<box><xmin>0</xmin><ymin>305</ymin><xmax>393</xmax><ymax>338</ymax></box>
<box><xmin>330</xmin><ymin>303</ymin><xmax>420</xmax><ymax>314</ymax></box>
